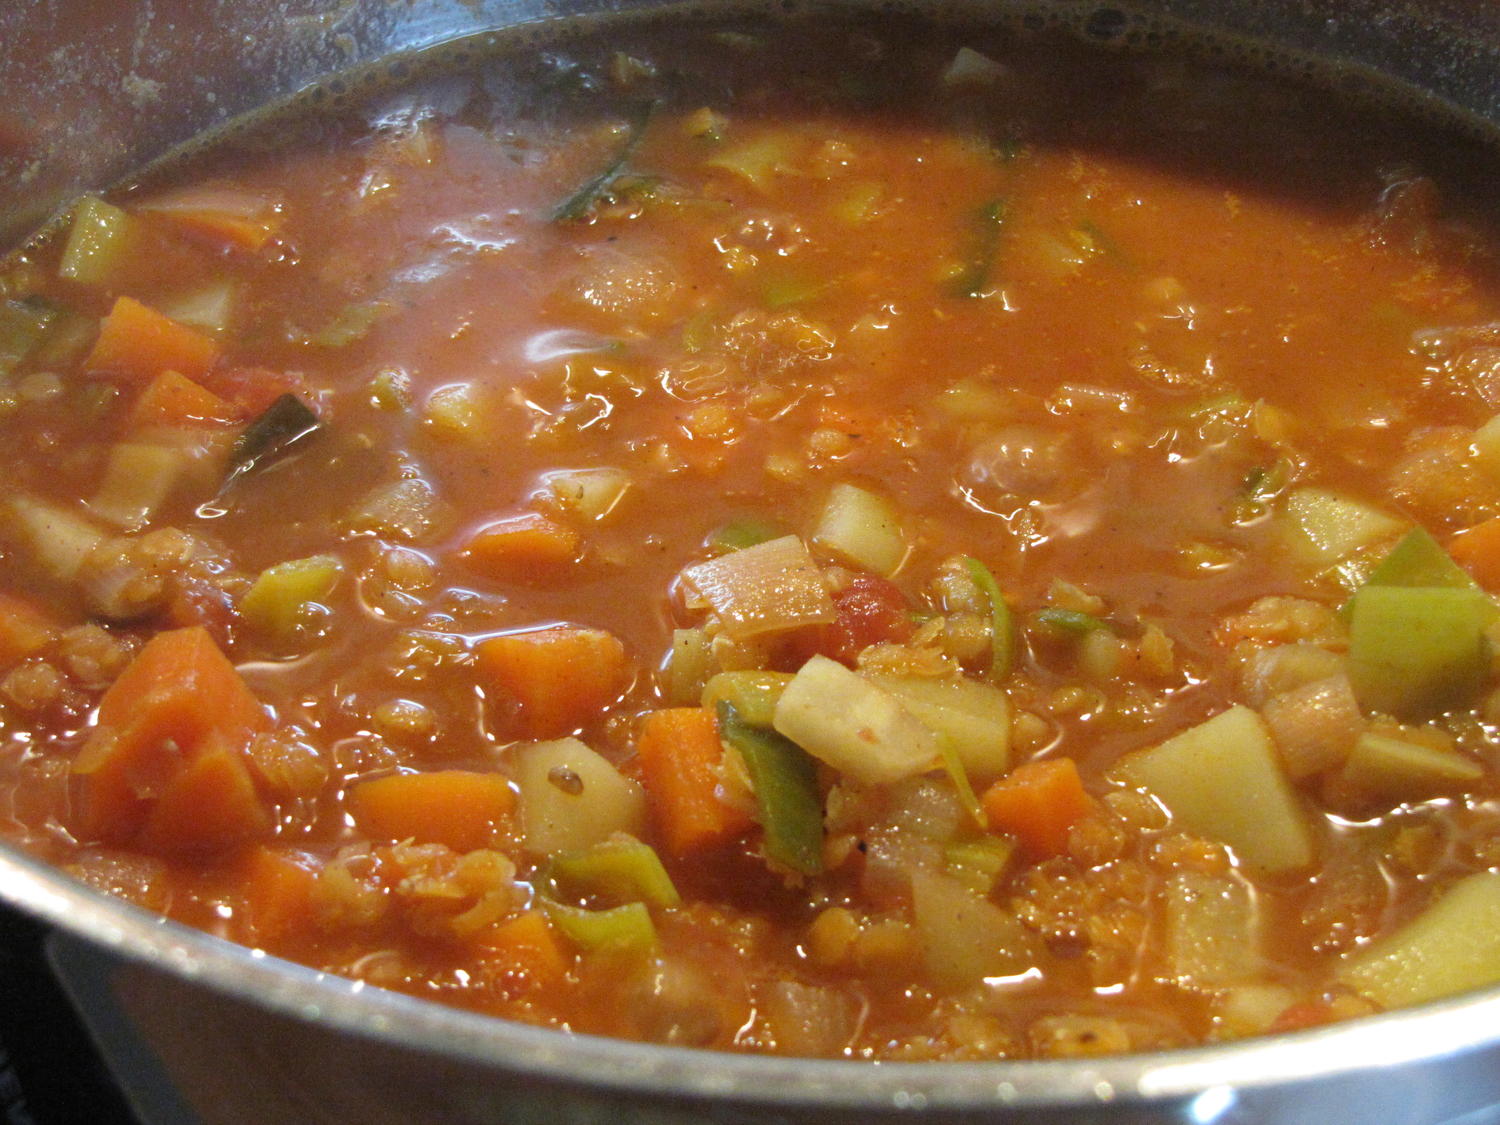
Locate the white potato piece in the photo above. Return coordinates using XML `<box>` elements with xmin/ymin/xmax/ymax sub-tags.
<box><xmin>513</xmin><ymin>737</ymin><xmax>646</xmax><ymax>855</ymax></box>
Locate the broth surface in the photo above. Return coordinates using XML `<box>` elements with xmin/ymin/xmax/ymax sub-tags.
<box><xmin>4</xmin><ymin>15</ymin><xmax>1500</xmax><ymax>1059</ymax></box>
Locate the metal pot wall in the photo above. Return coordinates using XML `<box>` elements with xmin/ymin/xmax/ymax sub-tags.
<box><xmin>3</xmin><ymin>2</ymin><xmax>1500</xmax><ymax>1122</ymax></box>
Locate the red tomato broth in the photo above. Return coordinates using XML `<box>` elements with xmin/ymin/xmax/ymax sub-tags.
<box><xmin>1</xmin><ymin>14</ymin><xmax>1500</xmax><ymax>1059</ymax></box>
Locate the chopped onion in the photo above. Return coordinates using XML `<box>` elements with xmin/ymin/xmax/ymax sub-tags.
<box><xmin>682</xmin><ymin>534</ymin><xmax>834</xmax><ymax>639</ymax></box>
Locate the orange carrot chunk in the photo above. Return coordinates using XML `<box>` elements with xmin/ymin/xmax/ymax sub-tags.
<box><xmin>72</xmin><ymin>626</ymin><xmax>269</xmax><ymax>845</ymax></box>
<box><xmin>462</xmin><ymin>512</ymin><xmax>582</xmax><ymax>583</ymax></box>
<box><xmin>0</xmin><ymin>592</ymin><xmax>61</xmax><ymax>667</ymax></box>
<box><xmin>83</xmin><ymin>296</ymin><xmax>220</xmax><ymax>383</ymax></box>
<box><xmin>136</xmin><ymin>740</ymin><xmax>271</xmax><ymax>853</ymax></box>
<box><xmin>1449</xmin><ymin>515</ymin><xmax>1500</xmax><ymax>592</ymax></box>
<box><xmin>980</xmin><ymin>757</ymin><xmax>1092</xmax><ymax>859</ymax></box>
<box><xmin>131</xmin><ymin>369</ymin><xmax>238</xmax><ymax>428</ymax></box>
<box><xmin>472</xmin><ymin>909</ymin><xmax>572</xmax><ymax>995</ymax></box>
<box><xmin>237</xmin><ymin>845</ymin><xmax>320</xmax><ymax>945</ymax></box>
<box><xmin>636</xmin><ymin>707</ymin><xmax>753</xmax><ymax>856</ymax></box>
<box><xmin>349</xmin><ymin>769</ymin><xmax>516</xmax><ymax>853</ymax></box>
<box><xmin>475</xmin><ymin>625</ymin><xmax>627</xmax><ymax>739</ymax></box>
<box><xmin>138</xmin><ymin>187</ymin><xmax>281</xmax><ymax>253</ymax></box>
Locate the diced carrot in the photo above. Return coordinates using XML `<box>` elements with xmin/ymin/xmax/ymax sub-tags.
<box><xmin>636</xmin><ymin>707</ymin><xmax>753</xmax><ymax>856</ymax></box>
<box><xmin>83</xmin><ymin>296</ymin><xmax>220</xmax><ymax>383</ymax></box>
<box><xmin>0</xmin><ymin>592</ymin><xmax>61</xmax><ymax>666</ymax></box>
<box><xmin>135</xmin><ymin>738</ymin><xmax>271</xmax><ymax>853</ymax></box>
<box><xmin>138</xmin><ymin>187</ymin><xmax>281</xmax><ymax>253</ymax></box>
<box><xmin>72</xmin><ymin>626</ymin><xmax>269</xmax><ymax>844</ymax></box>
<box><xmin>1449</xmin><ymin>516</ymin><xmax>1500</xmax><ymax>592</ymax></box>
<box><xmin>131</xmin><ymin>370</ymin><xmax>238</xmax><ymax>428</ymax></box>
<box><xmin>237</xmin><ymin>844</ymin><xmax>320</xmax><ymax>945</ymax></box>
<box><xmin>472</xmin><ymin>909</ymin><xmax>571</xmax><ymax>995</ymax></box>
<box><xmin>462</xmin><ymin>512</ymin><xmax>582</xmax><ymax>583</ymax></box>
<box><xmin>980</xmin><ymin>757</ymin><xmax>1092</xmax><ymax>859</ymax></box>
<box><xmin>475</xmin><ymin>625</ymin><xmax>627</xmax><ymax>739</ymax></box>
<box><xmin>349</xmin><ymin>769</ymin><xmax>516</xmax><ymax>853</ymax></box>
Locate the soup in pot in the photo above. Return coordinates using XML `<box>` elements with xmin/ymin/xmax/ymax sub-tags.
<box><xmin>3</xmin><ymin>12</ymin><xmax>1500</xmax><ymax>1059</ymax></box>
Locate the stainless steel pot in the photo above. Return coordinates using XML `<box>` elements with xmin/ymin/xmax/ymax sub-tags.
<box><xmin>4</xmin><ymin>2</ymin><xmax>1500</xmax><ymax>1121</ymax></box>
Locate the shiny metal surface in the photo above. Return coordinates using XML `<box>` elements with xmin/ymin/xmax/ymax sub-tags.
<box><xmin>4</xmin><ymin>1</ymin><xmax>1500</xmax><ymax>1120</ymax></box>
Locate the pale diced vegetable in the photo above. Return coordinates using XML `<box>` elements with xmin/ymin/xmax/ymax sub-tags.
<box><xmin>812</xmin><ymin>483</ymin><xmax>906</xmax><ymax>577</ymax></box>
<box><xmin>1283</xmin><ymin>487</ymin><xmax>1404</xmax><ymax>567</ymax></box>
<box><xmin>682</xmin><ymin>535</ymin><xmax>835</xmax><ymax>639</ymax></box>
<box><xmin>704</xmin><ymin>133</ymin><xmax>797</xmax><ymax>187</ymax></box>
<box><xmin>1345</xmin><ymin>585</ymin><xmax>1492</xmax><ymax>719</ymax></box>
<box><xmin>1116</xmin><ymin>705</ymin><xmax>1313</xmax><ymax>873</ymax></box>
<box><xmin>544</xmin><ymin>899</ymin><xmax>656</xmax><ymax>954</ymax></box>
<box><xmin>663</xmin><ymin>626</ymin><xmax>711</xmax><ymax>706</ymax></box>
<box><xmin>910</xmin><ymin>868</ymin><xmax>1038</xmax><ymax>988</ymax></box>
<box><xmin>1362</xmin><ymin>527</ymin><xmax>1477</xmax><ymax>590</ymax></box>
<box><xmin>1472</xmin><ymin>413</ymin><xmax>1500</xmax><ymax>480</ymax></box>
<box><xmin>87</xmin><ymin>443</ymin><xmax>194</xmax><ymax>530</ymax></box>
<box><xmin>240</xmin><ymin>554</ymin><xmax>344</xmax><ymax>645</ymax></box>
<box><xmin>942</xmin><ymin>836</ymin><xmax>1015</xmax><ymax>895</ymax></box>
<box><xmin>58</xmin><ymin>197</ymin><xmax>137</xmax><ymax>285</ymax></box>
<box><xmin>159</xmin><ymin>280</ymin><xmax>236</xmax><ymax>334</ymax></box>
<box><xmin>1261</xmin><ymin>674</ymin><xmax>1363</xmax><ymax>779</ymax></box>
<box><xmin>700</xmin><ymin>670</ymin><xmax>791</xmax><ymax>728</ymax></box>
<box><xmin>343</xmin><ymin>478</ymin><xmax>442</xmax><ymax>542</ymax></box>
<box><xmin>942</xmin><ymin>47</ymin><xmax>1006</xmax><ymax>88</ymax></box>
<box><xmin>1163</xmin><ymin>872</ymin><xmax>1262</xmax><ymax>991</ymax></box>
<box><xmin>423</xmin><ymin>382</ymin><xmax>494</xmax><ymax>442</ymax></box>
<box><xmin>1214</xmin><ymin>984</ymin><xmax>1298</xmax><ymax>1037</ymax></box>
<box><xmin>4</xmin><ymin>496</ymin><xmax>105</xmax><ymax>582</ymax></box>
<box><xmin>865</xmin><ymin>673</ymin><xmax>1010</xmax><ymax>784</ymax></box>
<box><xmin>773</xmin><ymin>655</ymin><xmax>939</xmax><ymax>785</ymax></box>
<box><xmin>1339</xmin><ymin>872</ymin><xmax>1500</xmax><ymax>1008</ymax></box>
<box><xmin>513</xmin><ymin>737</ymin><xmax>647</xmax><ymax>856</ymax></box>
<box><xmin>543</xmin><ymin>467</ymin><xmax>632</xmax><ymax>521</ymax></box>
<box><xmin>0</xmin><ymin>299</ymin><xmax>56</xmax><ymax>376</ymax></box>
<box><xmin>548</xmin><ymin>832</ymin><xmax>680</xmax><ymax>908</ymax></box>
<box><xmin>1340</xmin><ymin>732</ymin><xmax>1482</xmax><ymax>802</ymax></box>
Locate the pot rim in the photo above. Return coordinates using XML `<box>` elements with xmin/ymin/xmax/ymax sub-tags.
<box><xmin>6</xmin><ymin>840</ymin><xmax>1500</xmax><ymax>1111</ymax></box>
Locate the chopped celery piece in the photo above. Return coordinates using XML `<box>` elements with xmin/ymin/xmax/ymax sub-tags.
<box><xmin>0</xmin><ymin>299</ymin><xmax>57</xmax><ymax>375</ymax></box>
<box><xmin>866</xmin><ymin>673</ymin><xmax>1010</xmax><ymax>784</ymax></box>
<box><xmin>513</xmin><ymin>738</ymin><xmax>647</xmax><ymax>856</ymax></box>
<box><xmin>551</xmin><ymin>101</ymin><xmax>656</xmax><ymax>221</ymax></box>
<box><xmin>718</xmin><ymin>701</ymin><xmax>823</xmax><ymax>876</ymax></box>
<box><xmin>58</xmin><ymin>197</ymin><xmax>136</xmax><ymax>285</ymax></box>
<box><xmin>664</xmin><ymin>627</ymin><xmax>712</xmax><ymax>706</ymax></box>
<box><xmin>1346</xmin><ymin>585</ymin><xmax>1492</xmax><ymax>719</ymax></box>
<box><xmin>1283</xmin><ymin>487</ymin><xmax>1404</xmax><ymax>567</ymax></box>
<box><xmin>943</xmin><ymin>836</ymin><xmax>1015</xmax><ymax>895</ymax></box>
<box><xmin>682</xmin><ymin>535</ymin><xmax>835</xmax><ymax>639</ymax></box>
<box><xmin>811</xmin><ymin>483</ymin><xmax>906</xmax><ymax>577</ymax></box>
<box><xmin>87</xmin><ymin>442</ymin><xmax>193</xmax><ymax>531</ymax></box>
<box><xmin>1117</xmin><ymin>705</ymin><xmax>1312</xmax><ymax>873</ymax></box>
<box><xmin>1341</xmin><ymin>732</ymin><xmax>1482</xmax><ymax>802</ymax></box>
<box><xmin>1164</xmin><ymin>872</ymin><xmax>1262</xmax><ymax>991</ymax></box>
<box><xmin>544</xmin><ymin>899</ymin><xmax>656</xmax><ymax>954</ymax></box>
<box><xmin>548</xmin><ymin>832</ymin><xmax>680</xmax><ymax>909</ymax></box>
<box><xmin>1034</xmin><ymin>608</ymin><xmax>1106</xmax><ymax>636</ymax></box>
<box><xmin>1361</xmin><ymin>527</ymin><xmax>1476</xmax><ymax>590</ymax></box>
<box><xmin>773</xmin><ymin>655</ymin><xmax>939</xmax><ymax>786</ymax></box>
<box><xmin>701</xmin><ymin>671</ymin><xmax>792</xmax><ymax>728</ymax></box>
<box><xmin>543</xmin><ymin>467</ymin><xmax>632</xmax><ymax>521</ymax></box>
<box><xmin>949</xmin><ymin>198</ymin><xmax>1007</xmax><ymax>299</ymax></box>
<box><xmin>962</xmin><ymin>557</ymin><xmax>1014</xmax><ymax>681</ymax></box>
<box><xmin>1339</xmin><ymin>872</ymin><xmax>1500</xmax><ymax>1008</ymax></box>
<box><xmin>240</xmin><ymin>554</ymin><xmax>344</xmax><ymax>645</ymax></box>
<box><xmin>707</xmin><ymin>517</ymin><xmax>782</xmax><ymax>554</ymax></box>
<box><xmin>910</xmin><ymin>869</ymin><xmax>1038</xmax><ymax>989</ymax></box>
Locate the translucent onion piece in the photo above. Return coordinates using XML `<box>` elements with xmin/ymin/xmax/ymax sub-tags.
<box><xmin>682</xmin><ymin>535</ymin><xmax>834</xmax><ymax>639</ymax></box>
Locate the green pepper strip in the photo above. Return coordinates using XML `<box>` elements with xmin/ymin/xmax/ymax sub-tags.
<box><xmin>950</xmin><ymin>198</ymin><xmax>1008</xmax><ymax>299</ymax></box>
<box><xmin>547</xmin><ymin>833</ymin><xmax>681</xmax><ymax>909</ymax></box>
<box><xmin>1034</xmin><ymin>607</ymin><xmax>1106</xmax><ymax>636</ymax></box>
<box><xmin>707</xmin><ymin>518</ymin><xmax>782</xmax><ymax>554</ymax></box>
<box><xmin>963</xmin><ymin>557</ymin><xmax>1014</xmax><ymax>681</ymax></box>
<box><xmin>543</xmin><ymin>899</ymin><xmax>656</xmax><ymax>954</ymax></box>
<box><xmin>550</xmin><ymin>101</ymin><xmax>657</xmax><ymax>223</ymax></box>
<box><xmin>716</xmin><ymin>700</ymin><xmax>823</xmax><ymax>876</ymax></box>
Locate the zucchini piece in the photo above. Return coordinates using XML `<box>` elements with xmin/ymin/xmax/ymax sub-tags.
<box><xmin>701</xmin><ymin>671</ymin><xmax>792</xmax><ymax>729</ymax></box>
<box><xmin>1346</xmin><ymin>585</ymin><xmax>1493</xmax><ymax>719</ymax></box>
<box><xmin>544</xmin><ymin>899</ymin><xmax>656</xmax><ymax>955</ymax></box>
<box><xmin>811</xmin><ymin>483</ymin><xmax>906</xmax><ymax>577</ymax></box>
<box><xmin>239</xmin><ymin>554</ymin><xmax>344</xmax><ymax>646</ymax></box>
<box><xmin>718</xmin><ymin>700</ymin><xmax>823</xmax><ymax>876</ymax></box>
<box><xmin>1362</xmin><ymin>527</ymin><xmax>1477</xmax><ymax>590</ymax></box>
<box><xmin>773</xmin><ymin>655</ymin><xmax>939</xmax><ymax>786</ymax></box>
<box><xmin>1116</xmin><ymin>705</ymin><xmax>1312</xmax><ymax>873</ymax></box>
<box><xmin>1339</xmin><ymin>872</ymin><xmax>1500</xmax><ymax>1009</ymax></box>
<box><xmin>547</xmin><ymin>832</ymin><xmax>680</xmax><ymax>909</ymax></box>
